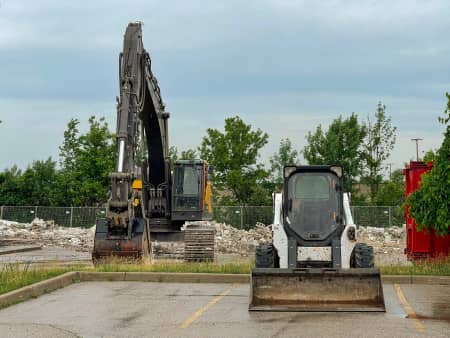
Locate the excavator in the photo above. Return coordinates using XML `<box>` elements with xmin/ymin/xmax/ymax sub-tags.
<box><xmin>92</xmin><ymin>22</ymin><xmax>214</xmax><ymax>261</ymax></box>
<box><xmin>249</xmin><ymin>165</ymin><xmax>385</xmax><ymax>311</ymax></box>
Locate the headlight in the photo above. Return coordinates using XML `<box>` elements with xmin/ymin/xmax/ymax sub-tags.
<box><xmin>347</xmin><ymin>226</ymin><xmax>356</xmax><ymax>240</ymax></box>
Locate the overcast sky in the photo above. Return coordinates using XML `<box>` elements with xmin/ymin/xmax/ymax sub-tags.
<box><xmin>0</xmin><ymin>0</ymin><xmax>449</xmax><ymax>174</ymax></box>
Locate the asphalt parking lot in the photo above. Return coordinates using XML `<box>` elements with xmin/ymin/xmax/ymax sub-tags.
<box><xmin>0</xmin><ymin>281</ymin><xmax>448</xmax><ymax>338</ymax></box>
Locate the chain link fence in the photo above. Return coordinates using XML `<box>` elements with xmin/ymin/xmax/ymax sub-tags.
<box><xmin>213</xmin><ymin>206</ymin><xmax>274</xmax><ymax>230</ymax></box>
<box><xmin>352</xmin><ymin>206</ymin><xmax>404</xmax><ymax>228</ymax></box>
<box><xmin>0</xmin><ymin>205</ymin><xmax>403</xmax><ymax>229</ymax></box>
<box><xmin>0</xmin><ymin>206</ymin><xmax>106</xmax><ymax>228</ymax></box>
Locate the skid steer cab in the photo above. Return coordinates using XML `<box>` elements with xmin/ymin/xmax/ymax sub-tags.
<box><xmin>250</xmin><ymin>165</ymin><xmax>385</xmax><ymax>312</ymax></box>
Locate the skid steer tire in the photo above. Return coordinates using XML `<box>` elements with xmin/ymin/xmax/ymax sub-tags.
<box><xmin>255</xmin><ymin>243</ymin><xmax>279</xmax><ymax>268</ymax></box>
<box><xmin>351</xmin><ymin>243</ymin><xmax>375</xmax><ymax>268</ymax></box>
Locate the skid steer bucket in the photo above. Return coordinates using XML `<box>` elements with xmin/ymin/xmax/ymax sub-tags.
<box><xmin>249</xmin><ymin>268</ymin><xmax>385</xmax><ymax>312</ymax></box>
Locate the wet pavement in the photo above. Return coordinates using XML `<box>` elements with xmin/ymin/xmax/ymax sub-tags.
<box><xmin>0</xmin><ymin>246</ymin><xmax>91</xmax><ymax>265</ymax></box>
<box><xmin>0</xmin><ymin>281</ymin><xmax>448</xmax><ymax>338</ymax></box>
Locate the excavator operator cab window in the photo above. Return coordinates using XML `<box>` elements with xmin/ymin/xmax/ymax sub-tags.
<box><xmin>173</xmin><ymin>163</ymin><xmax>203</xmax><ymax>211</ymax></box>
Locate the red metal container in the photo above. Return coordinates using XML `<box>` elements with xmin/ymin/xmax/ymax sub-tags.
<box><xmin>403</xmin><ymin>161</ymin><xmax>450</xmax><ymax>260</ymax></box>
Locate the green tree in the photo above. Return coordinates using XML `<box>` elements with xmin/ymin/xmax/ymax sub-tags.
<box><xmin>58</xmin><ymin>116</ymin><xmax>115</xmax><ymax>206</ymax></box>
<box><xmin>0</xmin><ymin>166</ymin><xmax>23</xmax><ymax>205</ymax></box>
<box><xmin>20</xmin><ymin>158</ymin><xmax>59</xmax><ymax>206</ymax></box>
<box><xmin>59</xmin><ymin>119</ymin><xmax>81</xmax><ymax>171</ymax></box>
<box><xmin>169</xmin><ymin>146</ymin><xmax>178</xmax><ymax>165</ymax></box>
<box><xmin>180</xmin><ymin>148</ymin><xmax>197</xmax><ymax>160</ymax></box>
<box><xmin>303</xmin><ymin>113</ymin><xmax>367</xmax><ymax>193</ymax></box>
<box><xmin>423</xmin><ymin>150</ymin><xmax>436</xmax><ymax>163</ymax></box>
<box><xmin>77</xmin><ymin>116</ymin><xmax>115</xmax><ymax>205</ymax></box>
<box><xmin>374</xmin><ymin>169</ymin><xmax>404</xmax><ymax>206</ymax></box>
<box><xmin>406</xmin><ymin>93</ymin><xmax>450</xmax><ymax>236</ymax></box>
<box><xmin>57</xmin><ymin>118</ymin><xmax>82</xmax><ymax>205</ymax></box>
<box><xmin>270</xmin><ymin>138</ymin><xmax>299</xmax><ymax>191</ymax></box>
<box><xmin>199</xmin><ymin>116</ymin><xmax>269</xmax><ymax>205</ymax></box>
<box><xmin>362</xmin><ymin>102</ymin><xmax>397</xmax><ymax>201</ymax></box>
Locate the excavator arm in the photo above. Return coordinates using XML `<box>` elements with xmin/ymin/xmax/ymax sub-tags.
<box><xmin>108</xmin><ymin>22</ymin><xmax>170</xmax><ymax>229</ymax></box>
<box><xmin>93</xmin><ymin>22</ymin><xmax>170</xmax><ymax>260</ymax></box>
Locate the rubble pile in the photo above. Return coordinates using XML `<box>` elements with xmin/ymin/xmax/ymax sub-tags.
<box><xmin>151</xmin><ymin>241</ymin><xmax>184</xmax><ymax>260</ymax></box>
<box><xmin>357</xmin><ymin>225</ymin><xmax>406</xmax><ymax>265</ymax></box>
<box><xmin>358</xmin><ymin>225</ymin><xmax>405</xmax><ymax>243</ymax></box>
<box><xmin>214</xmin><ymin>222</ymin><xmax>271</xmax><ymax>255</ymax></box>
<box><xmin>0</xmin><ymin>218</ymin><xmax>94</xmax><ymax>251</ymax></box>
<box><xmin>0</xmin><ymin>218</ymin><xmax>406</xmax><ymax>262</ymax></box>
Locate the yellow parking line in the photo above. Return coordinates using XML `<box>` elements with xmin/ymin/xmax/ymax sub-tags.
<box><xmin>394</xmin><ymin>284</ymin><xmax>425</xmax><ymax>333</ymax></box>
<box><xmin>180</xmin><ymin>285</ymin><xmax>237</xmax><ymax>329</ymax></box>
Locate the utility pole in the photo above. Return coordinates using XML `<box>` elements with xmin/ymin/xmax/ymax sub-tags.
<box><xmin>411</xmin><ymin>138</ymin><xmax>423</xmax><ymax>161</ymax></box>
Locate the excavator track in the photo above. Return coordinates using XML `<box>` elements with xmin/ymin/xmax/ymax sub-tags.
<box><xmin>184</xmin><ymin>224</ymin><xmax>215</xmax><ymax>262</ymax></box>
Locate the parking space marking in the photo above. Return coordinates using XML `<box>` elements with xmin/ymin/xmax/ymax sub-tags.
<box><xmin>394</xmin><ymin>284</ymin><xmax>425</xmax><ymax>333</ymax></box>
<box><xmin>180</xmin><ymin>284</ymin><xmax>237</xmax><ymax>329</ymax></box>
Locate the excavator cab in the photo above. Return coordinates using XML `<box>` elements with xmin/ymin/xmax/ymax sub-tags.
<box><xmin>172</xmin><ymin>160</ymin><xmax>213</xmax><ymax>221</ymax></box>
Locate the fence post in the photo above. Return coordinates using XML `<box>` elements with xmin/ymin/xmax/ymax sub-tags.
<box><xmin>0</xmin><ymin>205</ymin><xmax>3</xmax><ymax>219</ymax></box>
<box><xmin>70</xmin><ymin>206</ymin><xmax>74</xmax><ymax>227</ymax></box>
<box><xmin>388</xmin><ymin>206</ymin><xmax>392</xmax><ymax>227</ymax></box>
<box><xmin>240</xmin><ymin>205</ymin><xmax>244</xmax><ymax>229</ymax></box>
<box><xmin>34</xmin><ymin>206</ymin><xmax>38</xmax><ymax>219</ymax></box>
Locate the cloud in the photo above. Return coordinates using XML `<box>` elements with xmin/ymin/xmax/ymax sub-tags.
<box><xmin>0</xmin><ymin>0</ymin><xmax>449</xmax><ymax>173</ymax></box>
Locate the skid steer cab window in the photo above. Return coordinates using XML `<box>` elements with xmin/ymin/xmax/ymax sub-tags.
<box><xmin>287</xmin><ymin>172</ymin><xmax>339</xmax><ymax>241</ymax></box>
<box><xmin>173</xmin><ymin>165</ymin><xmax>202</xmax><ymax>210</ymax></box>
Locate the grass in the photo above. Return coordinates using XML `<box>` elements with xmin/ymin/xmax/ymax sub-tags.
<box><xmin>92</xmin><ymin>257</ymin><xmax>253</xmax><ymax>274</ymax></box>
<box><xmin>0</xmin><ymin>259</ymin><xmax>253</xmax><ymax>296</ymax></box>
<box><xmin>1</xmin><ymin>256</ymin><xmax>449</xmax><ymax>296</ymax></box>
<box><xmin>0</xmin><ymin>263</ymin><xmax>71</xmax><ymax>295</ymax></box>
<box><xmin>380</xmin><ymin>256</ymin><xmax>450</xmax><ymax>276</ymax></box>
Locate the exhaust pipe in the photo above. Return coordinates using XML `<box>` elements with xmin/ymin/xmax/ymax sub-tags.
<box><xmin>249</xmin><ymin>268</ymin><xmax>385</xmax><ymax>312</ymax></box>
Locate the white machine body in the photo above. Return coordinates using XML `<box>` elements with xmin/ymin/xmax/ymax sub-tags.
<box><xmin>272</xmin><ymin>192</ymin><xmax>357</xmax><ymax>269</ymax></box>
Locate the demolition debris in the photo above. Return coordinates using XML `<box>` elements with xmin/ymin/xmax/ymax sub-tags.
<box><xmin>0</xmin><ymin>218</ymin><xmax>405</xmax><ymax>260</ymax></box>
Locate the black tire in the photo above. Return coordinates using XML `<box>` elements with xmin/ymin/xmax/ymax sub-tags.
<box><xmin>351</xmin><ymin>243</ymin><xmax>374</xmax><ymax>268</ymax></box>
<box><xmin>255</xmin><ymin>243</ymin><xmax>279</xmax><ymax>268</ymax></box>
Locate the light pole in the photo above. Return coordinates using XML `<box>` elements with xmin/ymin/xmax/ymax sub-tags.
<box><xmin>387</xmin><ymin>162</ymin><xmax>393</xmax><ymax>180</ymax></box>
<box><xmin>411</xmin><ymin>138</ymin><xmax>423</xmax><ymax>161</ymax></box>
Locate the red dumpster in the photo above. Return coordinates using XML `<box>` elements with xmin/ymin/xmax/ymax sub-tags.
<box><xmin>403</xmin><ymin>161</ymin><xmax>450</xmax><ymax>260</ymax></box>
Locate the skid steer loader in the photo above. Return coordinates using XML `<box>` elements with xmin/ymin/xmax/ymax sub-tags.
<box><xmin>249</xmin><ymin>165</ymin><xmax>385</xmax><ymax>312</ymax></box>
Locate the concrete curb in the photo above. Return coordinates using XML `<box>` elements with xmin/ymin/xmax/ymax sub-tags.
<box><xmin>33</xmin><ymin>272</ymin><xmax>450</xmax><ymax>285</ymax></box>
<box><xmin>78</xmin><ymin>271</ymin><xmax>250</xmax><ymax>284</ymax></box>
<box><xmin>1</xmin><ymin>272</ymin><xmax>449</xmax><ymax>310</ymax></box>
<box><xmin>0</xmin><ymin>245</ymin><xmax>42</xmax><ymax>255</ymax></box>
<box><xmin>382</xmin><ymin>275</ymin><xmax>450</xmax><ymax>285</ymax></box>
<box><xmin>0</xmin><ymin>271</ymin><xmax>79</xmax><ymax>309</ymax></box>
<box><xmin>126</xmin><ymin>272</ymin><xmax>249</xmax><ymax>284</ymax></box>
